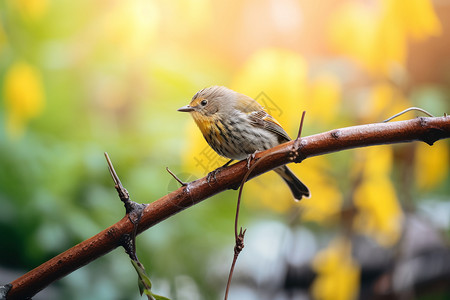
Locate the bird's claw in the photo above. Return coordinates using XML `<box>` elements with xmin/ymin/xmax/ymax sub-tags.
<box><xmin>206</xmin><ymin>159</ymin><xmax>234</xmax><ymax>185</ymax></box>
<box><xmin>206</xmin><ymin>168</ymin><xmax>221</xmax><ymax>184</ymax></box>
<box><xmin>246</xmin><ymin>152</ymin><xmax>258</xmax><ymax>169</ymax></box>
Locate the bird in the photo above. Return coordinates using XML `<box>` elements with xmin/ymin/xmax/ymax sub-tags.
<box><xmin>178</xmin><ymin>85</ymin><xmax>310</xmax><ymax>201</ymax></box>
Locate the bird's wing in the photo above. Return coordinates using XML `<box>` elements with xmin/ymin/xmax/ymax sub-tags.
<box><xmin>234</xmin><ymin>94</ymin><xmax>291</xmax><ymax>142</ymax></box>
<box><xmin>234</xmin><ymin>94</ymin><xmax>265</xmax><ymax>113</ymax></box>
<box><xmin>248</xmin><ymin>110</ymin><xmax>291</xmax><ymax>142</ymax></box>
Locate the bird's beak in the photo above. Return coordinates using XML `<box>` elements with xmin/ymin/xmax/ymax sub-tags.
<box><xmin>177</xmin><ymin>105</ymin><xmax>195</xmax><ymax>112</ymax></box>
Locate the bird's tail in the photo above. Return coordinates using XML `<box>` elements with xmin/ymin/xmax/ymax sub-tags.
<box><xmin>275</xmin><ymin>166</ymin><xmax>310</xmax><ymax>201</ymax></box>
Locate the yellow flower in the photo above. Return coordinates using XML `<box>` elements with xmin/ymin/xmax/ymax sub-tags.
<box><xmin>415</xmin><ymin>141</ymin><xmax>449</xmax><ymax>190</ymax></box>
<box><xmin>245</xmin><ymin>172</ymin><xmax>293</xmax><ymax>214</ymax></box>
<box><xmin>357</xmin><ymin>82</ymin><xmax>411</xmax><ymax>123</ymax></box>
<box><xmin>328</xmin><ymin>0</ymin><xmax>441</xmax><ymax>76</ymax></box>
<box><xmin>238</xmin><ymin>156</ymin><xmax>343</xmax><ymax>219</ymax></box>
<box><xmin>352</xmin><ymin>147</ymin><xmax>403</xmax><ymax>246</ymax></box>
<box><xmin>3</xmin><ymin>61</ymin><xmax>45</xmax><ymax>138</ymax></box>
<box><xmin>308</xmin><ymin>73</ymin><xmax>341</xmax><ymax>125</ymax></box>
<box><xmin>96</xmin><ymin>1</ymin><xmax>160</xmax><ymax>60</ymax></box>
<box><xmin>328</xmin><ymin>1</ymin><xmax>385</xmax><ymax>75</ymax></box>
<box><xmin>232</xmin><ymin>48</ymin><xmax>309</xmax><ymax>133</ymax></box>
<box><xmin>383</xmin><ymin>0</ymin><xmax>442</xmax><ymax>40</ymax></box>
<box><xmin>312</xmin><ymin>237</ymin><xmax>360</xmax><ymax>300</ymax></box>
<box><xmin>297</xmin><ymin>157</ymin><xmax>343</xmax><ymax>224</ymax></box>
<box><xmin>169</xmin><ymin>0</ymin><xmax>213</xmax><ymax>33</ymax></box>
<box><xmin>374</xmin><ymin>12</ymin><xmax>406</xmax><ymax>75</ymax></box>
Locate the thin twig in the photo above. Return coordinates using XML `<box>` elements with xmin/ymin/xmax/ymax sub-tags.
<box><xmin>296</xmin><ymin>111</ymin><xmax>307</xmax><ymax>140</ymax></box>
<box><xmin>224</xmin><ymin>227</ymin><xmax>246</xmax><ymax>300</ymax></box>
<box><xmin>383</xmin><ymin>107</ymin><xmax>434</xmax><ymax>123</ymax></box>
<box><xmin>104</xmin><ymin>152</ymin><xmax>130</xmax><ymax>205</ymax></box>
<box><xmin>104</xmin><ymin>153</ymin><xmax>152</xmax><ymax>298</ymax></box>
<box><xmin>105</xmin><ymin>152</ymin><xmax>120</xmax><ymax>186</ymax></box>
<box><xmin>166</xmin><ymin>167</ymin><xmax>187</xmax><ymax>186</ymax></box>
<box><xmin>104</xmin><ymin>152</ymin><xmax>145</xmax><ymax>259</ymax></box>
<box><xmin>226</xmin><ymin>111</ymin><xmax>308</xmax><ymax>299</ymax></box>
<box><xmin>225</xmin><ymin>145</ymin><xmax>289</xmax><ymax>299</ymax></box>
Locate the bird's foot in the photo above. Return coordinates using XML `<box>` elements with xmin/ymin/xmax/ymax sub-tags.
<box><xmin>246</xmin><ymin>151</ymin><xmax>258</xmax><ymax>169</ymax></box>
<box><xmin>206</xmin><ymin>169</ymin><xmax>221</xmax><ymax>184</ymax></box>
<box><xmin>206</xmin><ymin>159</ymin><xmax>234</xmax><ymax>184</ymax></box>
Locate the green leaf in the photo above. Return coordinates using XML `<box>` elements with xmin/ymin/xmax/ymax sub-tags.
<box><xmin>151</xmin><ymin>293</ymin><xmax>171</xmax><ymax>300</ymax></box>
<box><xmin>137</xmin><ymin>278</ymin><xmax>145</xmax><ymax>296</ymax></box>
<box><xmin>131</xmin><ymin>260</ymin><xmax>152</xmax><ymax>289</ymax></box>
<box><xmin>130</xmin><ymin>260</ymin><xmax>171</xmax><ymax>299</ymax></box>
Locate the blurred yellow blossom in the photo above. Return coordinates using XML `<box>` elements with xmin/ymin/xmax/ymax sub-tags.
<box><xmin>163</xmin><ymin>0</ymin><xmax>213</xmax><ymax>34</ymax></box>
<box><xmin>312</xmin><ymin>237</ymin><xmax>360</xmax><ymax>300</ymax></box>
<box><xmin>308</xmin><ymin>73</ymin><xmax>341</xmax><ymax>125</ymax></box>
<box><xmin>8</xmin><ymin>0</ymin><xmax>48</xmax><ymax>21</ymax></box>
<box><xmin>217</xmin><ymin>155</ymin><xmax>343</xmax><ymax>219</ymax></box>
<box><xmin>415</xmin><ymin>141</ymin><xmax>449</xmax><ymax>190</ymax></box>
<box><xmin>328</xmin><ymin>0</ymin><xmax>441</xmax><ymax>76</ymax></box>
<box><xmin>297</xmin><ymin>157</ymin><xmax>343</xmax><ymax>224</ymax></box>
<box><xmin>353</xmin><ymin>147</ymin><xmax>403</xmax><ymax>246</ymax></box>
<box><xmin>328</xmin><ymin>1</ymin><xmax>403</xmax><ymax>76</ymax></box>
<box><xmin>93</xmin><ymin>1</ymin><xmax>160</xmax><ymax>61</ymax></box>
<box><xmin>3</xmin><ymin>61</ymin><xmax>45</xmax><ymax>138</ymax></box>
<box><xmin>245</xmin><ymin>172</ymin><xmax>294</xmax><ymax>214</ymax></box>
<box><xmin>383</xmin><ymin>0</ymin><xmax>442</xmax><ymax>40</ymax></box>
<box><xmin>357</xmin><ymin>82</ymin><xmax>411</xmax><ymax>123</ymax></box>
<box><xmin>357</xmin><ymin>142</ymin><xmax>392</xmax><ymax>178</ymax></box>
<box><xmin>232</xmin><ymin>48</ymin><xmax>309</xmax><ymax>132</ymax></box>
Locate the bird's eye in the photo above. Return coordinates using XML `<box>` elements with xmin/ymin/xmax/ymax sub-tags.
<box><xmin>200</xmin><ymin>99</ymin><xmax>208</xmax><ymax>106</ymax></box>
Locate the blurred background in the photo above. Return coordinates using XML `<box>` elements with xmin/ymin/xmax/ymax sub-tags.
<box><xmin>0</xmin><ymin>0</ymin><xmax>449</xmax><ymax>299</ymax></box>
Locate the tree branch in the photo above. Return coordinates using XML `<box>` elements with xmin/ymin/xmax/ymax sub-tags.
<box><xmin>5</xmin><ymin>116</ymin><xmax>450</xmax><ymax>299</ymax></box>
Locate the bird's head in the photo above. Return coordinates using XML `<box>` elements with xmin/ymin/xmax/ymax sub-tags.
<box><xmin>177</xmin><ymin>86</ymin><xmax>236</xmax><ymax>118</ymax></box>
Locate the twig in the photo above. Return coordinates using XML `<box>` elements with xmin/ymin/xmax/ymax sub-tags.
<box><xmin>104</xmin><ymin>154</ymin><xmax>143</xmax><ymax>264</ymax></box>
<box><xmin>383</xmin><ymin>107</ymin><xmax>434</xmax><ymax>123</ymax></box>
<box><xmin>224</xmin><ymin>154</ymin><xmax>262</xmax><ymax>300</ymax></box>
<box><xmin>224</xmin><ymin>110</ymin><xmax>307</xmax><ymax>299</ymax></box>
<box><xmin>105</xmin><ymin>152</ymin><xmax>131</xmax><ymax>209</ymax></box>
<box><xmin>223</xmin><ymin>150</ymin><xmax>264</xmax><ymax>299</ymax></box>
<box><xmin>166</xmin><ymin>167</ymin><xmax>188</xmax><ymax>186</ymax></box>
<box><xmin>224</xmin><ymin>228</ymin><xmax>246</xmax><ymax>300</ymax></box>
<box><xmin>105</xmin><ymin>152</ymin><xmax>147</xmax><ymax>224</ymax></box>
<box><xmin>296</xmin><ymin>111</ymin><xmax>307</xmax><ymax>140</ymax></box>
<box><xmin>105</xmin><ymin>153</ymin><xmax>153</xmax><ymax>299</ymax></box>
<box><xmin>5</xmin><ymin>116</ymin><xmax>450</xmax><ymax>300</ymax></box>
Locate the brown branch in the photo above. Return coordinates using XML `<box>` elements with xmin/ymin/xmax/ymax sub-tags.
<box><xmin>5</xmin><ymin>116</ymin><xmax>450</xmax><ymax>299</ymax></box>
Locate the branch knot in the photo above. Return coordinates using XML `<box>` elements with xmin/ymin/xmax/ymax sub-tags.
<box><xmin>291</xmin><ymin>138</ymin><xmax>307</xmax><ymax>163</ymax></box>
<box><xmin>234</xmin><ymin>227</ymin><xmax>247</xmax><ymax>255</ymax></box>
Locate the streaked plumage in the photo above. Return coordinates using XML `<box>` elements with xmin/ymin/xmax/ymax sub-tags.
<box><xmin>178</xmin><ymin>86</ymin><xmax>310</xmax><ymax>201</ymax></box>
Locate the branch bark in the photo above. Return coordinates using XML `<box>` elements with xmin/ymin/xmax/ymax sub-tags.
<box><xmin>5</xmin><ymin>116</ymin><xmax>450</xmax><ymax>299</ymax></box>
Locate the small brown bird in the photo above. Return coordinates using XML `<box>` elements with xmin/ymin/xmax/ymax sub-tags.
<box><xmin>178</xmin><ymin>86</ymin><xmax>310</xmax><ymax>201</ymax></box>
